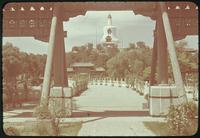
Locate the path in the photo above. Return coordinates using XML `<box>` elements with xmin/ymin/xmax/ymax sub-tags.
<box><xmin>73</xmin><ymin>84</ymin><xmax>148</xmax><ymax>113</ymax></box>
<box><xmin>72</xmin><ymin>84</ymin><xmax>165</xmax><ymax>136</ymax></box>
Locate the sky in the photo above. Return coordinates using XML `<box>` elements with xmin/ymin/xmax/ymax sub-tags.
<box><xmin>2</xmin><ymin>11</ymin><xmax>198</xmax><ymax>54</ymax></box>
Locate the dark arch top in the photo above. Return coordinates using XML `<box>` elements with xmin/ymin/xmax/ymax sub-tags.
<box><xmin>3</xmin><ymin>2</ymin><xmax>198</xmax><ymax>42</ymax></box>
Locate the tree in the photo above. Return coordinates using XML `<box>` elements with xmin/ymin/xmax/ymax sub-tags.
<box><xmin>142</xmin><ymin>66</ymin><xmax>151</xmax><ymax>80</ymax></box>
<box><xmin>66</xmin><ymin>52</ymin><xmax>73</xmax><ymax>66</ymax></box>
<box><xmin>72</xmin><ymin>46</ymin><xmax>79</xmax><ymax>52</ymax></box>
<box><xmin>136</xmin><ymin>41</ymin><xmax>146</xmax><ymax>48</ymax></box>
<box><xmin>106</xmin><ymin>41</ymin><xmax>152</xmax><ymax>80</ymax></box>
<box><xmin>96</xmin><ymin>44</ymin><xmax>104</xmax><ymax>52</ymax></box>
<box><xmin>166</xmin><ymin>40</ymin><xmax>198</xmax><ymax>85</ymax></box>
<box><xmin>129</xmin><ymin>43</ymin><xmax>136</xmax><ymax>50</ymax></box>
<box><xmin>96</xmin><ymin>53</ymin><xmax>109</xmax><ymax>68</ymax></box>
<box><xmin>106</xmin><ymin>46</ymin><xmax>119</xmax><ymax>58</ymax></box>
<box><xmin>85</xmin><ymin>42</ymin><xmax>93</xmax><ymax>52</ymax></box>
<box><xmin>67</xmin><ymin>42</ymin><xmax>117</xmax><ymax>68</ymax></box>
<box><xmin>3</xmin><ymin>43</ymin><xmax>23</xmax><ymax>107</ymax></box>
<box><xmin>3</xmin><ymin>42</ymin><xmax>47</xmax><ymax>106</ymax></box>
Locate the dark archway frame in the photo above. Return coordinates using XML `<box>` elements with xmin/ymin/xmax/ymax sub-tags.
<box><xmin>3</xmin><ymin>2</ymin><xmax>198</xmax><ymax>106</ymax></box>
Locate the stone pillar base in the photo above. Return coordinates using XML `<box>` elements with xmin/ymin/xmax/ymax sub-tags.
<box><xmin>149</xmin><ymin>85</ymin><xmax>179</xmax><ymax>116</ymax></box>
<box><xmin>48</xmin><ymin>87</ymin><xmax>72</xmax><ymax>117</ymax></box>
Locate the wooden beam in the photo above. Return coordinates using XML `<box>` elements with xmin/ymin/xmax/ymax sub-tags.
<box><xmin>149</xmin><ymin>30</ymin><xmax>158</xmax><ymax>86</ymax></box>
<box><xmin>157</xmin><ymin>13</ymin><xmax>168</xmax><ymax>84</ymax></box>
<box><xmin>53</xmin><ymin>5</ymin><xmax>68</xmax><ymax>87</ymax></box>
<box><xmin>3</xmin><ymin>2</ymin><xmax>198</xmax><ymax>42</ymax></box>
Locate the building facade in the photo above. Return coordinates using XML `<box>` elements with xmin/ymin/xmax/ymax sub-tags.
<box><xmin>66</xmin><ymin>62</ymin><xmax>105</xmax><ymax>79</ymax></box>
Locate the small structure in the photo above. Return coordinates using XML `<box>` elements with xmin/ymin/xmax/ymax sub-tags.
<box><xmin>101</xmin><ymin>14</ymin><xmax>120</xmax><ymax>44</ymax></box>
<box><xmin>97</xmin><ymin>14</ymin><xmax>120</xmax><ymax>56</ymax></box>
<box><xmin>71</xmin><ymin>62</ymin><xmax>94</xmax><ymax>73</ymax></box>
<box><xmin>66</xmin><ymin>62</ymin><xmax>105</xmax><ymax>78</ymax></box>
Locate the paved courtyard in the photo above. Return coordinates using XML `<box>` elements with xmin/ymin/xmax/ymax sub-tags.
<box><xmin>72</xmin><ymin>84</ymin><xmax>165</xmax><ymax>136</ymax></box>
<box><xmin>73</xmin><ymin>84</ymin><xmax>148</xmax><ymax>112</ymax></box>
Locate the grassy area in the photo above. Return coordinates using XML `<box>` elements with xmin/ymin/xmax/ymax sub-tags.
<box><xmin>143</xmin><ymin>121</ymin><xmax>173</xmax><ymax>136</ymax></box>
<box><xmin>3</xmin><ymin>121</ymin><xmax>82</xmax><ymax>136</ymax></box>
<box><xmin>143</xmin><ymin>121</ymin><xmax>198</xmax><ymax>136</ymax></box>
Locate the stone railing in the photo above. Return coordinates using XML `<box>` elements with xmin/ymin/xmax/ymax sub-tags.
<box><xmin>89</xmin><ymin>78</ymin><xmax>128</xmax><ymax>87</ymax></box>
<box><xmin>126</xmin><ymin>78</ymin><xmax>150</xmax><ymax>98</ymax></box>
<box><xmin>89</xmin><ymin>78</ymin><xmax>149</xmax><ymax>90</ymax></box>
<box><xmin>89</xmin><ymin>77</ymin><xmax>151</xmax><ymax>98</ymax></box>
<box><xmin>71</xmin><ymin>79</ymin><xmax>88</xmax><ymax>97</ymax></box>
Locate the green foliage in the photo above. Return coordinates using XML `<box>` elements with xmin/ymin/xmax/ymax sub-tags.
<box><xmin>143</xmin><ymin>66</ymin><xmax>151</xmax><ymax>80</ymax></box>
<box><xmin>4</xmin><ymin>121</ymin><xmax>82</xmax><ymax>136</ymax></box>
<box><xmin>67</xmin><ymin>43</ymin><xmax>119</xmax><ymax>68</ymax></box>
<box><xmin>33</xmin><ymin>103</ymin><xmax>62</xmax><ymax>135</ymax></box>
<box><xmin>144</xmin><ymin>93</ymin><xmax>149</xmax><ymax>101</ymax></box>
<box><xmin>51</xmin><ymin>118</ymin><xmax>60</xmax><ymax>135</ymax></box>
<box><xmin>136</xmin><ymin>41</ymin><xmax>146</xmax><ymax>48</ymax></box>
<box><xmin>166</xmin><ymin>101</ymin><xmax>198</xmax><ymax>136</ymax></box>
<box><xmin>106</xmin><ymin>40</ymin><xmax>197</xmax><ymax>84</ymax></box>
<box><xmin>49</xmin><ymin>97</ymin><xmax>67</xmax><ymax>118</ymax></box>
<box><xmin>4</xmin><ymin>126</ymin><xmax>20</xmax><ymax>136</ymax></box>
<box><xmin>3</xmin><ymin>43</ymin><xmax>46</xmax><ymax>107</ymax></box>
<box><xmin>106</xmin><ymin>42</ymin><xmax>152</xmax><ymax>79</ymax></box>
<box><xmin>34</xmin><ymin>120</ymin><xmax>83</xmax><ymax>136</ymax></box>
<box><xmin>128</xmin><ymin>43</ymin><xmax>136</xmax><ymax>50</ymax></box>
<box><xmin>30</xmin><ymin>118</ymin><xmax>60</xmax><ymax>136</ymax></box>
<box><xmin>3</xmin><ymin>43</ymin><xmax>22</xmax><ymax>91</ymax></box>
<box><xmin>35</xmin><ymin>121</ymin><xmax>51</xmax><ymax>136</ymax></box>
<box><xmin>170</xmin><ymin>41</ymin><xmax>198</xmax><ymax>84</ymax></box>
<box><xmin>3</xmin><ymin>43</ymin><xmax>46</xmax><ymax>84</ymax></box>
<box><xmin>33</xmin><ymin>105</ymin><xmax>52</xmax><ymax>119</ymax></box>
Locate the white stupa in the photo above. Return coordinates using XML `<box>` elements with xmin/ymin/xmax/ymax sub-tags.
<box><xmin>101</xmin><ymin>14</ymin><xmax>120</xmax><ymax>44</ymax></box>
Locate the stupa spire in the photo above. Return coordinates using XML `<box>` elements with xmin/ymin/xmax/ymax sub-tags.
<box><xmin>107</xmin><ymin>14</ymin><xmax>112</xmax><ymax>26</ymax></box>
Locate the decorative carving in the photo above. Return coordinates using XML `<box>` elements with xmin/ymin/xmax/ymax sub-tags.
<box><xmin>3</xmin><ymin>2</ymin><xmax>198</xmax><ymax>42</ymax></box>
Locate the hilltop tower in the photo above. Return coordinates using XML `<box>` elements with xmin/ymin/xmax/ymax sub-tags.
<box><xmin>101</xmin><ymin>14</ymin><xmax>120</xmax><ymax>44</ymax></box>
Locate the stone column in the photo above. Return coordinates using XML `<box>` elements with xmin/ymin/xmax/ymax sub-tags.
<box><xmin>159</xmin><ymin>2</ymin><xmax>187</xmax><ymax>103</ymax></box>
<box><xmin>40</xmin><ymin>4</ymin><xmax>58</xmax><ymax>106</ymax></box>
<box><xmin>50</xmin><ymin>4</ymin><xmax>72</xmax><ymax>117</ymax></box>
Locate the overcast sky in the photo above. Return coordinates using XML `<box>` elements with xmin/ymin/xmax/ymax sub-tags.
<box><xmin>3</xmin><ymin>11</ymin><xmax>198</xmax><ymax>54</ymax></box>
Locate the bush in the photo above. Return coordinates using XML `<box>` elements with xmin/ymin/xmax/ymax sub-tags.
<box><xmin>166</xmin><ymin>101</ymin><xmax>198</xmax><ymax>136</ymax></box>
<box><xmin>4</xmin><ymin>127</ymin><xmax>20</xmax><ymax>136</ymax></box>
<box><xmin>139</xmin><ymin>92</ymin><xmax>143</xmax><ymax>96</ymax></box>
<box><xmin>144</xmin><ymin>93</ymin><xmax>149</xmax><ymax>101</ymax></box>
<box><xmin>33</xmin><ymin>105</ymin><xmax>62</xmax><ymax>136</ymax></box>
<box><xmin>35</xmin><ymin>121</ymin><xmax>51</xmax><ymax>136</ymax></box>
<box><xmin>33</xmin><ymin>105</ymin><xmax>52</xmax><ymax>119</ymax></box>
